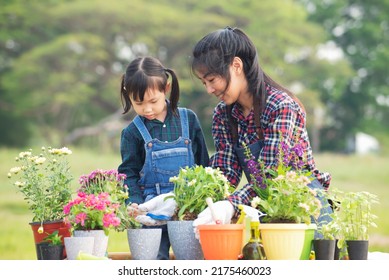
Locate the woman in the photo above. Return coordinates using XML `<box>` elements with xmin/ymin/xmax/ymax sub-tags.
<box><xmin>191</xmin><ymin>27</ymin><xmax>332</xmax><ymax>227</ymax></box>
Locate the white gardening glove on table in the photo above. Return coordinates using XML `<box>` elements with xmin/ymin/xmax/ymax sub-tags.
<box><xmin>127</xmin><ymin>193</ymin><xmax>177</xmax><ymax>226</ymax></box>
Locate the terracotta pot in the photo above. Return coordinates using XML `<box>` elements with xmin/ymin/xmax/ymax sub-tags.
<box><xmin>197</xmin><ymin>224</ymin><xmax>245</xmax><ymax>260</ymax></box>
<box><xmin>30</xmin><ymin>220</ymin><xmax>71</xmax><ymax>259</ymax></box>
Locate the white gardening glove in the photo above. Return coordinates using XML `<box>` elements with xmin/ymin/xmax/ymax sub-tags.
<box><xmin>133</xmin><ymin>193</ymin><xmax>177</xmax><ymax>226</ymax></box>
<box><xmin>192</xmin><ymin>200</ymin><xmax>235</xmax><ymax>239</ymax></box>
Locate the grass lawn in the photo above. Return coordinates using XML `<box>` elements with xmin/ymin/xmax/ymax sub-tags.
<box><xmin>0</xmin><ymin>147</ymin><xmax>388</xmax><ymax>259</ymax></box>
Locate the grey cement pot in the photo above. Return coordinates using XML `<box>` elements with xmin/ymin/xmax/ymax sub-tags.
<box><xmin>127</xmin><ymin>228</ymin><xmax>162</xmax><ymax>260</ymax></box>
<box><xmin>167</xmin><ymin>220</ymin><xmax>204</xmax><ymax>260</ymax></box>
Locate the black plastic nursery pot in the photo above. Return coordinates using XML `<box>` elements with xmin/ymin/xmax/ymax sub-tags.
<box><xmin>346</xmin><ymin>240</ymin><xmax>369</xmax><ymax>260</ymax></box>
<box><xmin>313</xmin><ymin>239</ymin><xmax>336</xmax><ymax>260</ymax></box>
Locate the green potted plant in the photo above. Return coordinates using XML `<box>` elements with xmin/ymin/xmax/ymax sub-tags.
<box><xmin>7</xmin><ymin>147</ymin><xmax>73</xmax><ymax>259</ymax></box>
<box><xmin>313</xmin><ymin>216</ymin><xmax>340</xmax><ymax>260</ymax></box>
<box><xmin>311</xmin><ymin>189</ymin><xmax>342</xmax><ymax>260</ymax></box>
<box><xmin>334</xmin><ymin>189</ymin><xmax>379</xmax><ymax>260</ymax></box>
<box><xmin>37</xmin><ymin>230</ymin><xmax>64</xmax><ymax>260</ymax></box>
<box><xmin>167</xmin><ymin>165</ymin><xmax>233</xmax><ymax>259</ymax></box>
<box><xmin>168</xmin><ymin>165</ymin><xmax>233</xmax><ymax>220</ymax></box>
<box><xmin>244</xmin><ymin>136</ymin><xmax>322</xmax><ymax>260</ymax></box>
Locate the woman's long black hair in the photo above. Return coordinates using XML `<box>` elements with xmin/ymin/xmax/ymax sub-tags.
<box><xmin>191</xmin><ymin>27</ymin><xmax>303</xmax><ymax>140</ymax></box>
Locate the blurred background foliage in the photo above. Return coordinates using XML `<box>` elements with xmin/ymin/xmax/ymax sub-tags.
<box><xmin>0</xmin><ymin>0</ymin><xmax>388</xmax><ymax>153</ymax></box>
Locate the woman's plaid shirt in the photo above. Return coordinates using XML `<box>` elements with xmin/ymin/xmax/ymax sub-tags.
<box><xmin>209</xmin><ymin>84</ymin><xmax>331</xmax><ymax>210</ymax></box>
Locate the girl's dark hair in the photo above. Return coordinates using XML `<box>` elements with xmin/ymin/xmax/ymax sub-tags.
<box><xmin>120</xmin><ymin>56</ymin><xmax>179</xmax><ymax>115</ymax></box>
<box><xmin>191</xmin><ymin>27</ymin><xmax>304</xmax><ymax>138</ymax></box>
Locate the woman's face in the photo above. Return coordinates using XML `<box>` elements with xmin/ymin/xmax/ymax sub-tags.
<box><xmin>130</xmin><ymin>88</ymin><xmax>167</xmax><ymax>122</ymax></box>
<box><xmin>195</xmin><ymin>59</ymin><xmax>246</xmax><ymax>105</ymax></box>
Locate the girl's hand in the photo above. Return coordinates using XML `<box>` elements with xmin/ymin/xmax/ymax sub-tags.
<box><xmin>134</xmin><ymin>193</ymin><xmax>177</xmax><ymax>226</ymax></box>
<box><xmin>127</xmin><ymin>203</ymin><xmax>143</xmax><ymax>217</ymax></box>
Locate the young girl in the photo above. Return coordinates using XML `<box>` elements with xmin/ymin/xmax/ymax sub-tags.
<box><xmin>190</xmin><ymin>27</ymin><xmax>333</xmax><ymax>229</ymax></box>
<box><xmin>118</xmin><ymin>56</ymin><xmax>209</xmax><ymax>259</ymax></box>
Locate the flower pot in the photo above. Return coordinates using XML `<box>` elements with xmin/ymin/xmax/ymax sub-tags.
<box><xmin>197</xmin><ymin>224</ymin><xmax>245</xmax><ymax>260</ymax></box>
<box><xmin>167</xmin><ymin>220</ymin><xmax>204</xmax><ymax>260</ymax></box>
<box><xmin>127</xmin><ymin>228</ymin><xmax>162</xmax><ymax>260</ymax></box>
<box><xmin>334</xmin><ymin>239</ymin><xmax>341</xmax><ymax>260</ymax></box>
<box><xmin>73</xmin><ymin>230</ymin><xmax>109</xmax><ymax>258</ymax></box>
<box><xmin>30</xmin><ymin>220</ymin><xmax>71</xmax><ymax>259</ymax></box>
<box><xmin>346</xmin><ymin>240</ymin><xmax>369</xmax><ymax>260</ymax></box>
<box><xmin>313</xmin><ymin>239</ymin><xmax>336</xmax><ymax>260</ymax></box>
<box><xmin>258</xmin><ymin>223</ymin><xmax>316</xmax><ymax>260</ymax></box>
<box><xmin>64</xmin><ymin>237</ymin><xmax>94</xmax><ymax>260</ymax></box>
<box><xmin>37</xmin><ymin>242</ymin><xmax>64</xmax><ymax>260</ymax></box>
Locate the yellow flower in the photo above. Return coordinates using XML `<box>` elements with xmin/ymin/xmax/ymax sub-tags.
<box><xmin>37</xmin><ymin>226</ymin><xmax>44</xmax><ymax>234</ymax></box>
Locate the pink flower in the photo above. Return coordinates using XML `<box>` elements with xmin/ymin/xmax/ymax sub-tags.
<box><xmin>75</xmin><ymin>212</ymin><xmax>88</xmax><ymax>227</ymax></box>
<box><xmin>102</xmin><ymin>213</ymin><xmax>120</xmax><ymax>228</ymax></box>
<box><xmin>64</xmin><ymin>169</ymin><xmax>127</xmax><ymax>231</ymax></box>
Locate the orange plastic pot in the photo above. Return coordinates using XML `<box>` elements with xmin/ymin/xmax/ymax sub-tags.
<box><xmin>197</xmin><ymin>224</ymin><xmax>245</xmax><ymax>260</ymax></box>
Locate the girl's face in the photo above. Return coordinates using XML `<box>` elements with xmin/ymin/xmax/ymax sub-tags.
<box><xmin>130</xmin><ymin>87</ymin><xmax>168</xmax><ymax>122</ymax></box>
<box><xmin>195</xmin><ymin>58</ymin><xmax>247</xmax><ymax>106</ymax></box>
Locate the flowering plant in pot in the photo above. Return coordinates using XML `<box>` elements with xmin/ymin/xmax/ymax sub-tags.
<box><xmin>63</xmin><ymin>191</ymin><xmax>121</xmax><ymax>235</ymax></box>
<box><xmin>76</xmin><ymin>169</ymin><xmax>130</xmax><ymax>232</ymax></box>
<box><xmin>167</xmin><ymin>165</ymin><xmax>233</xmax><ymax>259</ymax></box>
<box><xmin>7</xmin><ymin>147</ymin><xmax>73</xmax><ymax>227</ymax></box>
<box><xmin>244</xmin><ymin>135</ymin><xmax>322</xmax><ymax>259</ymax></box>
<box><xmin>7</xmin><ymin>147</ymin><xmax>73</xmax><ymax>258</ymax></box>
<box><xmin>245</xmin><ymin>138</ymin><xmax>322</xmax><ymax>225</ymax></box>
<box><xmin>64</xmin><ymin>169</ymin><xmax>130</xmax><ymax>257</ymax></box>
<box><xmin>168</xmin><ymin>165</ymin><xmax>233</xmax><ymax>220</ymax></box>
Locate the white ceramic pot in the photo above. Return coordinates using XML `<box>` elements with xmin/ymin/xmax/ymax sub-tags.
<box><xmin>73</xmin><ymin>230</ymin><xmax>109</xmax><ymax>258</ymax></box>
<box><xmin>64</xmin><ymin>236</ymin><xmax>94</xmax><ymax>260</ymax></box>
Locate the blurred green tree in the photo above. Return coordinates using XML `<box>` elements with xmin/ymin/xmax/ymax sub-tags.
<box><xmin>299</xmin><ymin>0</ymin><xmax>389</xmax><ymax>151</ymax></box>
<box><xmin>0</xmin><ymin>0</ymin><xmax>352</xmax><ymax>151</ymax></box>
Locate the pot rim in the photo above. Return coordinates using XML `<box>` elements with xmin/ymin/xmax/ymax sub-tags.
<box><xmin>197</xmin><ymin>224</ymin><xmax>245</xmax><ymax>230</ymax></box>
<box><xmin>258</xmin><ymin>223</ymin><xmax>317</xmax><ymax>230</ymax></box>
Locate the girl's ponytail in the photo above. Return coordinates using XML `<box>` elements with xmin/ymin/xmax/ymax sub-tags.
<box><xmin>165</xmin><ymin>68</ymin><xmax>179</xmax><ymax>115</ymax></box>
<box><xmin>120</xmin><ymin>74</ymin><xmax>132</xmax><ymax>114</ymax></box>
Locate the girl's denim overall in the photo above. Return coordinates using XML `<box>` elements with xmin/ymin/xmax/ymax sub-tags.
<box><xmin>234</xmin><ymin>140</ymin><xmax>332</xmax><ymax>238</ymax></box>
<box><xmin>133</xmin><ymin>108</ymin><xmax>195</xmax><ymax>259</ymax></box>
